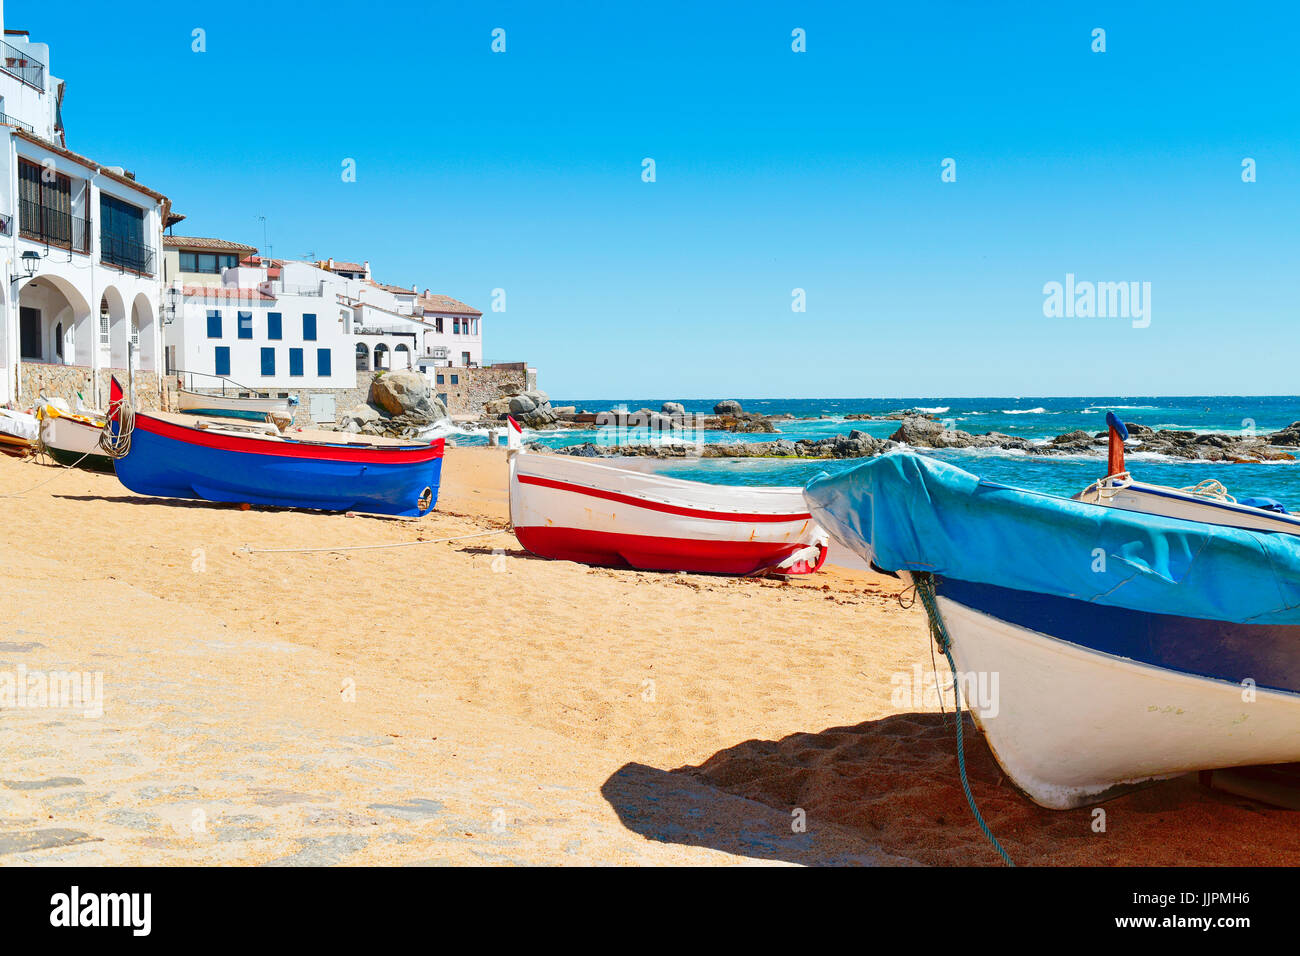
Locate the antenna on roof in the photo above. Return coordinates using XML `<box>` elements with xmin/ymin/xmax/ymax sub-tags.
<box><xmin>256</xmin><ymin>215</ymin><xmax>271</xmax><ymax>263</ymax></box>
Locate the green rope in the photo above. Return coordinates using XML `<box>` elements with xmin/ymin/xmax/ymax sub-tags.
<box><xmin>912</xmin><ymin>572</ymin><xmax>1015</xmax><ymax>867</ymax></box>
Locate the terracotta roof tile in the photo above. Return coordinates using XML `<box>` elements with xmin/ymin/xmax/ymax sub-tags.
<box><xmin>419</xmin><ymin>293</ymin><xmax>482</xmax><ymax>316</ymax></box>
<box><xmin>165</xmin><ymin>236</ymin><xmax>259</xmax><ymax>254</ymax></box>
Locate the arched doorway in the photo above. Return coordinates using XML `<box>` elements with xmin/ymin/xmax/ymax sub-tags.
<box><xmin>355</xmin><ymin>342</ymin><xmax>369</xmax><ymax>371</ymax></box>
<box><xmin>131</xmin><ymin>292</ymin><xmax>157</xmax><ymax>371</ymax></box>
<box><xmin>100</xmin><ymin>286</ymin><xmax>128</xmax><ymax>369</ymax></box>
<box><xmin>373</xmin><ymin>343</ymin><xmax>389</xmax><ymax>370</ymax></box>
<box><xmin>394</xmin><ymin>343</ymin><xmax>410</xmax><ymax>369</ymax></box>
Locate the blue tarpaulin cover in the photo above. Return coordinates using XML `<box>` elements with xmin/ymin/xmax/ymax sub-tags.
<box><xmin>804</xmin><ymin>453</ymin><xmax>1300</xmax><ymax>626</ymax></box>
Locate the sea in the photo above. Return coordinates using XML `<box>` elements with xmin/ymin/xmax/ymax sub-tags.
<box><xmin>454</xmin><ymin>396</ymin><xmax>1300</xmax><ymax>504</ymax></box>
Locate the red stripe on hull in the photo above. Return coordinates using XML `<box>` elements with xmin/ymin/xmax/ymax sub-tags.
<box><xmin>514</xmin><ymin>525</ymin><xmax>827</xmax><ymax>575</ymax></box>
<box><xmin>516</xmin><ymin>473</ymin><xmax>811</xmax><ymax>524</ymax></box>
<box><xmin>135</xmin><ymin>412</ymin><xmax>444</xmax><ymax>465</ymax></box>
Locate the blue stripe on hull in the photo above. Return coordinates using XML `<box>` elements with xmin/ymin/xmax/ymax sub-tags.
<box><xmin>936</xmin><ymin>576</ymin><xmax>1300</xmax><ymax>696</ymax></box>
<box><xmin>114</xmin><ymin>424</ymin><xmax>441</xmax><ymax>517</ymax></box>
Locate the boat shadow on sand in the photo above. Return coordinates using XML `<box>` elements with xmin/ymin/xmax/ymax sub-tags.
<box><xmin>602</xmin><ymin>713</ymin><xmax>1300</xmax><ymax>866</ymax></box>
<box><xmin>49</xmin><ymin>493</ymin><xmax>417</xmax><ymax>522</ymax></box>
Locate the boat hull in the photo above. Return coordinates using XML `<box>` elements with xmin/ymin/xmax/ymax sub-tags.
<box><xmin>177</xmin><ymin>389</ymin><xmax>297</xmax><ymax>420</ymax></box>
<box><xmin>39</xmin><ymin>413</ymin><xmax>114</xmax><ymax>472</ymax></box>
<box><xmin>926</xmin><ymin>576</ymin><xmax>1300</xmax><ymax>809</ymax></box>
<box><xmin>1078</xmin><ymin>478</ymin><xmax>1300</xmax><ymax>535</ymax></box>
<box><xmin>113</xmin><ymin>409</ymin><xmax>442</xmax><ymax>516</ymax></box>
<box><xmin>510</xmin><ymin>454</ymin><xmax>828</xmax><ymax>575</ymax></box>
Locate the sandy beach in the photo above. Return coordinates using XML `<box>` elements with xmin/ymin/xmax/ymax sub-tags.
<box><xmin>1</xmin><ymin>445</ymin><xmax>1298</xmax><ymax>866</ymax></box>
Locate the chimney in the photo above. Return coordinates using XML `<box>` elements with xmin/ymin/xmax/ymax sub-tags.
<box><xmin>363</xmin><ymin>260</ymin><xmax>370</xmax><ymax>276</ymax></box>
<box><xmin>411</xmin><ymin>284</ymin><xmax>417</xmax><ymax>293</ymax></box>
<box><xmin>327</xmin><ymin>257</ymin><xmax>334</xmax><ymax>269</ymax></box>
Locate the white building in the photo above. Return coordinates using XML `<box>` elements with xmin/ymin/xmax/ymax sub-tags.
<box><xmin>164</xmin><ymin>252</ymin><xmax>485</xmax><ymax>422</ymax></box>
<box><xmin>0</xmin><ymin>8</ymin><xmax>169</xmax><ymax>408</ymax></box>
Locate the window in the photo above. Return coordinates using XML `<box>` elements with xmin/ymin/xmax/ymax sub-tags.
<box><xmin>267</xmin><ymin>312</ymin><xmax>282</xmax><ymax>340</ymax></box>
<box><xmin>434</xmin><ymin>317</ymin><xmax>443</xmax><ymax>333</ymax></box>
<box><xmin>302</xmin><ymin>313</ymin><xmax>317</xmax><ymax>341</ymax></box>
<box><xmin>19</xmin><ymin>307</ymin><xmax>41</xmax><ymax>360</ymax></box>
<box><xmin>237</xmin><ymin>311</ymin><xmax>253</xmax><ymax>339</ymax></box>
<box><xmin>179</xmin><ymin>251</ymin><xmax>198</xmax><ymax>271</ymax></box>
<box><xmin>317</xmin><ymin>348</ymin><xmax>332</xmax><ymax>376</ymax></box>
<box><xmin>215</xmin><ymin>347</ymin><xmax>230</xmax><ymax>377</ymax></box>
<box><xmin>261</xmin><ymin>348</ymin><xmax>275</xmax><ymax>376</ymax></box>
<box><xmin>453</xmin><ymin>318</ymin><xmax>460</xmax><ymax>334</ymax></box>
<box><xmin>198</xmin><ymin>253</ymin><xmax>217</xmax><ymax>273</ymax></box>
<box><xmin>219</xmin><ymin>254</ymin><xmax>239</xmax><ymax>271</ymax></box>
<box><xmin>450</xmin><ymin>375</ymin><xmax>459</xmax><ymax>385</ymax></box>
<box><xmin>100</xmin><ymin>194</ymin><xmax>150</xmax><ymax>272</ymax></box>
<box><xmin>436</xmin><ymin>374</ymin><xmax>445</xmax><ymax>384</ymax></box>
<box><xmin>462</xmin><ymin>352</ymin><xmax>471</xmax><ymax>366</ymax></box>
<box><xmin>207</xmin><ymin>310</ymin><xmax>222</xmax><ymax>338</ymax></box>
<box><xmin>18</xmin><ymin>160</ymin><xmax>74</xmax><ymax>248</ymax></box>
<box><xmin>289</xmin><ymin>348</ymin><xmax>304</xmax><ymax>377</ymax></box>
<box><xmin>180</xmin><ymin>252</ymin><xmax>237</xmax><ymax>274</ymax></box>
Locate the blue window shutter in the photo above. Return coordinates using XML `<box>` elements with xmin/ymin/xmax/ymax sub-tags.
<box><xmin>317</xmin><ymin>348</ymin><xmax>332</xmax><ymax>376</ymax></box>
<box><xmin>268</xmin><ymin>312</ymin><xmax>282</xmax><ymax>340</ymax></box>
<box><xmin>237</xmin><ymin>311</ymin><xmax>253</xmax><ymax>339</ymax></box>
<box><xmin>289</xmin><ymin>348</ymin><xmax>304</xmax><ymax>377</ymax></box>
<box><xmin>207</xmin><ymin>310</ymin><xmax>222</xmax><ymax>338</ymax></box>
<box><xmin>303</xmin><ymin>314</ymin><xmax>317</xmax><ymax>341</ymax></box>
<box><xmin>261</xmin><ymin>347</ymin><xmax>275</xmax><ymax>376</ymax></box>
<box><xmin>215</xmin><ymin>347</ymin><xmax>230</xmax><ymax>376</ymax></box>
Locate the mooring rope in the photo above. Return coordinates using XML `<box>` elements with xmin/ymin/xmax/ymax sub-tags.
<box><xmin>0</xmin><ymin>445</ymin><xmax>99</xmax><ymax>498</ymax></box>
<box><xmin>98</xmin><ymin>399</ymin><xmax>134</xmax><ymax>460</ymax></box>
<box><xmin>240</xmin><ymin>527</ymin><xmax>510</xmax><ymax>555</ymax></box>
<box><xmin>912</xmin><ymin>572</ymin><xmax>1015</xmax><ymax>867</ymax></box>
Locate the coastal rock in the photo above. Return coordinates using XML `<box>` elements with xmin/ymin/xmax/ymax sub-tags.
<box><xmin>483</xmin><ymin>397</ymin><xmax>513</xmax><ymax>416</ymax></box>
<box><xmin>509</xmin><ymin>394</ymin><xmax>537</xmax><ymax>414</ymax></box>
<box><xmin>369</xmin><ymin>371</ymin><xmax>445</xmax><ymax>422</ymax></box>
<box><xmin>662</xmin><ymin>402</ymin><xmax>686</xmax><ymax>417</ymax></box>
<box><xmin>338</xmin><ymin>403</ymin><xmax>382</xmax><ymax>433</ymax></box>
<box><xmin>714</xmin><ymin>400</ymin><xmax>743</xmax><ymax>416</ymax></box>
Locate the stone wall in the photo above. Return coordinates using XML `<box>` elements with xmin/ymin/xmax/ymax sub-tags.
<box><xmin>431</xmin><ymin>364</ymin><xmax>536</xmax><ymax>418</ymax></box>
<box><xmin>17</xmin><ymin>363</ymin><xmax>165</xmax><ymax>412</ymax></box>
<box><xmin>182</xmin><ymin>381</ymin><xmax>372</xmax><ymax>427</ymax></box>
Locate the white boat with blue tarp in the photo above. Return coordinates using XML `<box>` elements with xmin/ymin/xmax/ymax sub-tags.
<box><xmin>805</xmin><ymin>451</ymin><xmax>1300</xmax><ymax>810</ymax></box>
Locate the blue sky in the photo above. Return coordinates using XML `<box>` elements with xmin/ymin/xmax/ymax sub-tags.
<box><xmin>31</xmin><ymin>1</ymin><xmax>1300</xmax><ymax>398</ymax></box>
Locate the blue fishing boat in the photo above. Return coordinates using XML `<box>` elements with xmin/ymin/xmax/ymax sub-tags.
<box><xmin>107</xmin><ymin>378</ymin><xmax>442</xmax><ymax>517</ymax></box>
<box><xmin>805</xmin><ymin>452</ymin><xmax>1300</xmax><ymax>809</ymax></box>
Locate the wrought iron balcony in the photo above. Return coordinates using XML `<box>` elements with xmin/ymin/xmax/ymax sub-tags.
<box><xmin>0</xmin><ymin>111</ymin><xmax>34</xmax><ymax>133</ymax></box>
<box><xmin>18</xmin><ymin>198</ymin><xmax>91</xmax><ymax>253</ymax></box>
<box><xmin>1</xmin><ymin>39</ymin><xmax>46</xmax><ymax>90</ymax></box>
<box><xmin>100</xmin><ymin>232</ymin><xmax>156</xmax><ymax>275</ymax></box>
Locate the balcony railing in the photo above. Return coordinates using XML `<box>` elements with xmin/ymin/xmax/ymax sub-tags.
<box><xmin>100</xmin><ymin>232</ymin><xmax>155</xmax><ymax>275</ymax></box>
<box><xmin>1</xmin><ymin>39</ymin><xmax>45</xmax><ymax>90</ymax></box>
<box><xmin>18</xmin><ymin>198</ymin><xmax>91</xmax><ymax>253</ymax></box>
<box><xmin>0</xmin><ymin>111</ymin><xmax>34</xmax><ymax>133</ymax></box>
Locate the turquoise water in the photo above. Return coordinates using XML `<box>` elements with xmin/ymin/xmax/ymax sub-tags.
<box><xmin>485</xmin><ymin>396</ymin><xmax>1300</xmax><ymax>503</ymax></box>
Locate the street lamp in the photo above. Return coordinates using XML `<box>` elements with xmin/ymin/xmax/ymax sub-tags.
<box><xmin>165</xmin><ymin>285</ymin><xmax>182</xmax><ymax>325</ymax></box>
<box><xmin>12</xmin><ymin>250</ymin><xmax>40</xmax><ymax>286</ymax></box>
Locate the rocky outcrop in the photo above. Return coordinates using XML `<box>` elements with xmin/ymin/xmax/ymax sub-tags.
<box><xmin>713</xmin><ymin>400</ymin><xmax>743</xmax><ymax>416</ymax></box>
<box><xmin>887</xmin><ymin>415</ymin><xmax>1030</xmax><ymax>451</ymax></box>
<box><xmin>662</xmin><ymin>401</ymin><xmax>686</xmax><ymax>417</ymax></box>
<box><xmin>335</xmin><ymin>372</ymin><xmax>448</xmax><ymax>439</ymax></box>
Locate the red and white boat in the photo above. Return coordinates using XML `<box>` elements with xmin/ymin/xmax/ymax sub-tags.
<box><xmin>509</xmin><ymin>451</ymin><xmax>829</xmax><ymax>575</ymax></box>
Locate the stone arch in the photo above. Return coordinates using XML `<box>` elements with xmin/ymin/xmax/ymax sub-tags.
<box><xmin>100</xmin><ymin>285</ymin><xmax>129</xmax><ymax>369</ymax></box>
<box><xmin>18</xmin><ymin>274</ymin><xmax>90</xmax><ymax>366</ymax></box>
<box><xmin>131</xmin><ymin>292</ymin><xmax>157</xmax><ymax>371</ymax></box>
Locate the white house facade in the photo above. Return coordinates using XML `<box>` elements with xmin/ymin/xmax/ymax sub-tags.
<box><xmin>0</xmin><ymin>13</ymin><xmax>167</xmax><ymax>409</ymax></box>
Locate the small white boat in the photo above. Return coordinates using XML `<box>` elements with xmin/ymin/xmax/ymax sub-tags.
<box><xmin>37</xmin><ymin>405</ymin><xmax>113</xmax><ymax>471</ymax></box>
<box><xmin>0</xmin><ymin>408</ymin><xmax>37</xmax><ymax>458</ymax></box>
<box><xmin>509</xmin><ymin>450</ymin><xmax>829</xmax><ymax>575</ymax></box>
<box><xmin>177</xmin><ymin>388</ymin><xmax>299</xmax><ymax>421</ymax></box>
<box><xmin>1076</xmin><ymin>412</ymin><xmax>1300</xmax><ymax>534</ymax></box>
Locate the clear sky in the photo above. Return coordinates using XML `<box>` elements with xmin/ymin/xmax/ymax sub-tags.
<box><xmin>29</xmin><ymin>0</ymin><xmax>1300</xmax><ymax>398</ymax></box>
